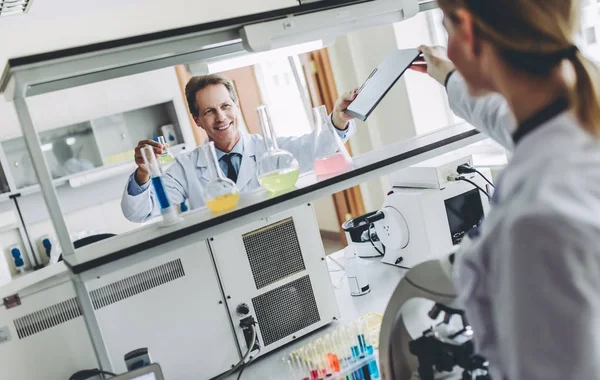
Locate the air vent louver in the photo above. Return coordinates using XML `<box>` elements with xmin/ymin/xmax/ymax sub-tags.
<box><xmin>243</xmin><ymin>218</ymin><xmax>306</xmax><ymax>289</ymax></box>
<box><xmin>13</xmin><ymin>259</ymin><xmax>185</xmax><ymax>339</ymax></box>
<box><xmin>252</xmin><ymin>275</ymin><xmax>320</xmax><ymax>346</ymax></box>
<box><xmin>89</xmin><ymin>259</ymin><xmax>185</xmax><ymax>309</ymax></box>
<box><xmin>14</xmin><ymin>298</ymin><xmax>81</xmax><ymax>339</ymax></box>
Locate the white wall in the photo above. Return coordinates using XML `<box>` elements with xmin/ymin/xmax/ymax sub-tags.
<box><xmin>313</xmin><ymin>196</ymin><xmax>340</xmax><ymax>233</ymax></box>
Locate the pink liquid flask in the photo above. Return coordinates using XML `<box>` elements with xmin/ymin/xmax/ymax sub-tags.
<box><xmin>314</xmin><ymin>152</ymin><xmax>353</xmax><ymax>177</ymax></box>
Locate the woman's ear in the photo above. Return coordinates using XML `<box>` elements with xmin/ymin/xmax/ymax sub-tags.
<box><xmin>452</xmin><ymin>8</ymin><xmax>480</xmax><ymax>58</ymax></box>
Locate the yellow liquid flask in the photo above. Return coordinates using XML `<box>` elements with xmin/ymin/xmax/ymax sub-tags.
<box><xmin>200</xmin><ymin>141</ymin><xmax>240</xmax><ymax>213</ymax></box>
<box><xmin>157</xmin><ymin>135</ymin><xmax>176</xmax><ymax>165</ymax></box>
<box><xmin>256</xmin><ymin>105</ymin><xmax>300</xmax><ymax>193</ymax></box>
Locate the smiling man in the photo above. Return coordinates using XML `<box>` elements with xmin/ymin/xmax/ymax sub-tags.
<box><xmin>121</xmin><ymin>74</ymin><xmax>357</xmax><ymax>223</ymax></box>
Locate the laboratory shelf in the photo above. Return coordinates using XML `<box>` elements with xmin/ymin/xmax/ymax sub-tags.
<box><xmin>63</xmin><ymin>123</ymin><xmax>483</xmax><ymax>276</ymax></box>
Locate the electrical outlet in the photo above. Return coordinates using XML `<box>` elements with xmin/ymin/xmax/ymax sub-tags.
<box><xmin>36</xmin><ymin>235</ymin><xmax>53</xmax><ymax>266</ymax></box>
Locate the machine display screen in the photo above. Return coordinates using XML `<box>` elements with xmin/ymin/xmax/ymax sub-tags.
<box><xmin>444</xmin><ymin>188</ymin><xmax>484</xmax><ymax>245</ymax></box>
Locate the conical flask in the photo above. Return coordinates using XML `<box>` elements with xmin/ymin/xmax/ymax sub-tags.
<box><xmin>199</xmin><ymin>141</ymin><xmax>240</xmax><ymax>213</ymax></box>
<box><xmin>312</xmin><ymin>105</ymin><xmax>353</xmax><ymax>177</ymax></box>
<box><xmin>256</xmin><ymin>105</ymin><xmax>300</xmax><ymax>193</ymax></box>
<box><xmin>157</xmin><ymin>135</ymin><xmax>176</xmax><ymax>165</ymax></box>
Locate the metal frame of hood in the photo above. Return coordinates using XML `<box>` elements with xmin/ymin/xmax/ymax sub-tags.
<box><xmin>0</xmin><ymin>0</ymin><xmax>443</xmax><ymax>374</ymax></box>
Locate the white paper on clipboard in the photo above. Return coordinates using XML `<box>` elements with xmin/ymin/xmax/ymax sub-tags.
<box><xmin>345</xmin><ymin>48</ymin><xmax>421</xmax><ymax>121</ymax></box>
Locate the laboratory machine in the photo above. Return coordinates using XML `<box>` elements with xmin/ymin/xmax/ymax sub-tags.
<box><xmin>0</xmin><ymin>205</ymin><xmax>338</xmax><ymax>379</ymax></box>
<box><xmin>378</xmin><ymin>254</ymin><xmax>491</xmax><ymax>380</ymax></box>
<box><xmin>371</xmin><ymin>155</ymin><xmax>492</xmax><ymax>268</ymax></box>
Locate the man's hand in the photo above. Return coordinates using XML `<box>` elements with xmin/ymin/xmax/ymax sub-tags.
<box><xmin>332</xmin><ymin>88</ymin><xmax>359</xmax><ymax>130</ymax></box>
<box><xmin>411</xmin><ymin>45</ymin><xmax>457</xmax><ymax>85</ymax></box>
<box><xmin>134</xmin><ymin>139</ymin><xmax>166</xmax><ymax>185</ymax></box>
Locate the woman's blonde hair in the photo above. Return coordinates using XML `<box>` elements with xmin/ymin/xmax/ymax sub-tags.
<box><xmin>438</xmin><ymin>0</ymin><xmax>600</xmax><ymax>136</ymax></box>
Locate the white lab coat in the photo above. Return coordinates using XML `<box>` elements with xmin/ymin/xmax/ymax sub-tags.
<box><xmin>448</xmin><ymin>72</ymin><xmax>600</xmax><ymax>380</ymax></box>
<box><xmin>121</xmin><ymin>122</ymin><xmax>355</xmax><ymax>223</ymax></box>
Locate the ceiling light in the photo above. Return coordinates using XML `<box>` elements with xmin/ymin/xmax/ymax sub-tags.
<box><xmin>187</xmin><ymin>40</ymin><xmax>325</xmax><ymax>75</ymax></box>
<box><xmin>41</xmin><ymin>143</ymin><xmax>53</xmax><ymax>152</ymax></box>
<box><xmin>66</xmin><ymin>137</ymin><xmax>76</xmax><ymax>146</ymax></box>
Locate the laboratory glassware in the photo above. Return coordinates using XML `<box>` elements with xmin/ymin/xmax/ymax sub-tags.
<box><xmin>312</xmin><ymin>105</ymin><xmax>353</xmax><ymax>177</ymax></box>
<box><xmin>199</xmin><ymin>141</ymin><xmax>240</xmax><ymax>213</ymax></box>
<box><xmin>256</xmin><ymin>105</ymin><xmax>300</xmax><ymax>193</ymax></box>
<box><xmin>157</xmin><ymin>135</ymin><xmax>175</xmax><ymax>165</ymax></box>
<box><xmin>141</xmin><ymin>145</ymin><xmax>181</xmax><ymax>225</ymax></box>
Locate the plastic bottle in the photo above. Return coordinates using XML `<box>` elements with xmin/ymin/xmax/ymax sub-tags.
<box><xmin>344</xmin><ymin>246</ymin><xmax>370</xmax><ymax>296</ymax></box>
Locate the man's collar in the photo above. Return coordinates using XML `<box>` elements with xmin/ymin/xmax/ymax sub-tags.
<box><xmin>215</xmin><ymin>134</ymin><xmax>244</xmax><ymax>160</ymax></box>
<box><xmin>196</xmin><ymin>130</ymin><xmax>254</xmax><ymax>167</ymax></box>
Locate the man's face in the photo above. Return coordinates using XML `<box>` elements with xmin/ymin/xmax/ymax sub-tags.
<box><xmin>193</xmin><ymin>84</ymin><xmax>240</xmax><ymax>150</ymax></box>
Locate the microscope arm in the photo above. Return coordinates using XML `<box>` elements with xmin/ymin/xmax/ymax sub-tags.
<box><xmin>379</xmin><ymin>256</ymin><xmax>457</xmax><ymax>380</ymax></box>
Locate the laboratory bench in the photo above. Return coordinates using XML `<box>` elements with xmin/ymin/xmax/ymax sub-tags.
<box><xmin>226</xmin><ymin>248</ymin><xmax>433</xmax><ymax>380</ymax></box>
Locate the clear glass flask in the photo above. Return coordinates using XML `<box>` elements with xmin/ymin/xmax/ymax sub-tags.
<box><xmin>141</xmin><ymin>145</ymin><xmax>181</xmax><ymax>225</ymax></box>
<box><xmin>312</xmin><ymin>105</ymin><xmax>353</xmax><ymax>177</ymax></box>
<box><xmin>256</xmin><ymin>105</ymin><xmax>300</xmax><ymax>193</ymax></box>
<box><xmin>200</xmin><ymin>141</ymin><xmax>240</xmax><ymax>213</ymax></box>
<box><xmin>157</xmin><ymin>135</ymin><xmax>176</xmax><ymax>165</ymax></box>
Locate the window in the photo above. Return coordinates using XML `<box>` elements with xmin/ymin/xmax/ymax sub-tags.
<box><xmin>253</xmin><ymin>57</ymin><xmax>313</xmax><ymax>138</ymax></box>
<box><xmin>393</xmin><ymin>9</ymin><xmax>458</xmax><ymax>136</ymax></box>
<box><xmin>394</xmin><ymin>9</ymin><xmax>506</xmax><ymax>156</ymax></box>
<box><xmin>580</xmin><ymin>0</ymin><xmax>600</xmax><ymax>63</ymax></box>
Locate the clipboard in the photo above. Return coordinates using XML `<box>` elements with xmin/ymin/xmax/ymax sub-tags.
<box><xmin>345</xmin><ymin>48</ymin><xmax>422</xmax><ymax>121</ymax></box>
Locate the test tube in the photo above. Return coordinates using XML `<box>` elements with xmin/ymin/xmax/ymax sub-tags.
<box><xmin>141</xmin><ymin>145</ymin><xmax>180</xmax><ymax>224</ymax></box>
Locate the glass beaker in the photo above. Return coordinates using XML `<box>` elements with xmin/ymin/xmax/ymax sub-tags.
<box><xmin>157</xmin><ymin>135</ymin><xmax>176</xmax><ymax>165</ymax></box>
<box><xmin>312</xmin><ymin>105</ymin><xmax>353</xmax><ymax>177</ymax></box>
<box><xmin>256</xmin><ymin>105</ymin><xmax>300</xmax><ymax>193</ymax></box>
<box><xmin>200</xmin><ymin>141</ymin><xmax>240</xmax><ymax>213</ymax></box>
<box><xmin>140</xmin><ymin>145</ymin><xmax>181</xmax><ymax>225</ymax></box>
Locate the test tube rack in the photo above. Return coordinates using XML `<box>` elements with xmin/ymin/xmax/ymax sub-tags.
<box><xmin>283</xmin><ymin>314</ymin><xmax>382</xmax><ymax>380</ymax></box>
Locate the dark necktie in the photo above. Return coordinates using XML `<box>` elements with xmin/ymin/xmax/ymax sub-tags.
<box><xmin>221</xmin><ymin>153</ymin><xmax>238</xmax><ymax>183</ymax></box>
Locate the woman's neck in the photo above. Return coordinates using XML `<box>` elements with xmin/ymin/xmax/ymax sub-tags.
<box><xmin>497</xmin><ymin>68</ymin><xmax>569</xmax><ymax>125</ymax></box>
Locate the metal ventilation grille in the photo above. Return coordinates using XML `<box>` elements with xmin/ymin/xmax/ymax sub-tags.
<box><xmin>14</xmin><ymin>298</ymin><xmax>81</xmax><ymax>339</ymax></box>
<box><xmin>243</xmin><ymin>218</ymin><xmax>306</xmax><ymax>289</ymax></box>
<box><xmin>0</xmin><ymin>0</ymin><xmax>32</xmax><ymax>17</ymax></box>
<box><xmin>90</xmin><ymin>259</ymin><xmax>185</xmax><ymax>309</ymax></box>
<box><xmin>252</xmin><ymin>275</ymin><xmax>320</xmax><ymax>346</ymax></box>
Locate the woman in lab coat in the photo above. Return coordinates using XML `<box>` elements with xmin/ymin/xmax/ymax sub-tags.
<box><xmin>413</xmin><ymin>1</ymin><xmax>600</xmax><ymax>379</ymax></box>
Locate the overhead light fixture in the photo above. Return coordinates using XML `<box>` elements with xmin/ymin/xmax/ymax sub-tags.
<box><xmin>41</xmin><ymin>143</ymin><xmax>53</xmax><ymax>152</ymax></box>
<box><xmin>66</xmin><ymin>137</ymin><xmax>76</xmax><ymax>146</ymax></box>
<box><xmin>240</xmin><ymin>0</ymin><xmax>419</xmax><ymax>52</ymax></box>
<box><xmin>187</xmin><ymin>40</ymin><xmax>326</xmax><ymax>75</ymax></box>
<box><xmin>0</xmin><ymin>0</ymin><xmax>33</xmax><ymax>17</ymax></box>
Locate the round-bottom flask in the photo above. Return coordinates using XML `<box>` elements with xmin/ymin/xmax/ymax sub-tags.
<box><xmin>200</xmin><ymin>141</ymin><xmax>240</xmax><ymax>213</ymax></box>
<box><xmin>256</xmin><ymin>105</ymin><xmax>300</xmax><ymax>193</ymax></box>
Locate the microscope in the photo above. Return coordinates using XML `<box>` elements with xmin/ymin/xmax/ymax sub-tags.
<box><xmin>378</xmin><ymin>254</ymin><xmax>491</xmax><ymax>380</ymax></box>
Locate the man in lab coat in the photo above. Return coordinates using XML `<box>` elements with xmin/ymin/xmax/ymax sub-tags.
<box><xmin>121</xmin><ymin>74</ymin><xmax>357</xmax><ymax>223</ymax></box>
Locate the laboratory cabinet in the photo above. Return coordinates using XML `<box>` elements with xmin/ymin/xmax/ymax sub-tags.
<box><xmin>1</xmin><ymin>101</ymin><xmax>184</xmax><ymax>190</ymax></box>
